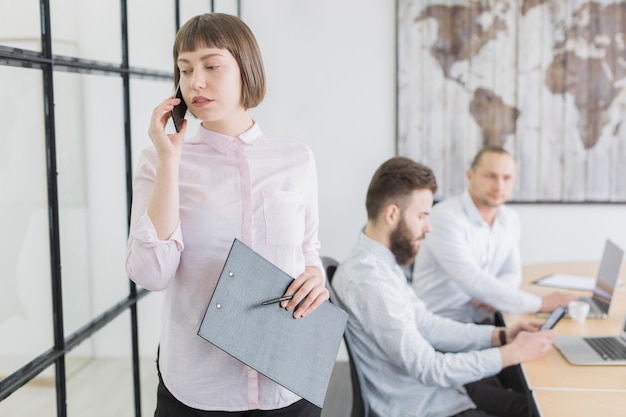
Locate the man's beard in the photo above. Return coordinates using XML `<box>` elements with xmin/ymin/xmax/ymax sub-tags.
<box><xmin>389</xmin><ymin>217</ymin><xmax>421</xmax><ymax>266</ymax></box>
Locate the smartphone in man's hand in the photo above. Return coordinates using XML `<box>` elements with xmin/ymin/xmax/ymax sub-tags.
<box><xmin>171</xmin><ymin>84</ymin><xmax>187</xmax><ymax>132</ymax></box>
<box><xmin>540</xmin><ymin>304</ymin><xmax>567</xmax><ymax>331</ymax></box>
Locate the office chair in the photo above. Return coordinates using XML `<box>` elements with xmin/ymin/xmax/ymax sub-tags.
<box><xmin>320</xmin><ymin>256</ymin><xmax>378</xmax><ymax>417</ymax></box>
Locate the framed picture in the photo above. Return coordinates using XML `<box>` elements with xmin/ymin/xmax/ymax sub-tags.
<box><xmin>397</xmin><ymin>0</ymin><xmax>626</xmax><ymax>202</ymax></box>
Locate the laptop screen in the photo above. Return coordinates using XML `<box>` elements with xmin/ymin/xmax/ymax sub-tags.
<box><xmin>593</xmin><ymin>239</ymin><xmax>624</xmax><ymax>306</ymax></box>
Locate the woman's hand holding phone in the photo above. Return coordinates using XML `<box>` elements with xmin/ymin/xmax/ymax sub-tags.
<box><xmin>171</xmin><ymin>85</ymin><xmax>187</xmax><ymax>133</ymax></box>
<box><xmin>148</xmin><ymin>92</ymin><xmax>187</xmax><ymax>161</ymax></box>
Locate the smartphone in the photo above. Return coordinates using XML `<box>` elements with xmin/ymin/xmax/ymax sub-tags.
<box><xmin>171</xmin><ymin>84</ymin><xmax>187</xmax><ymax>132</ymax></box>
<box><xmin>540</xmin><ymin>304</ymin><xmax>567</xmax><ymax>331</ymax></box>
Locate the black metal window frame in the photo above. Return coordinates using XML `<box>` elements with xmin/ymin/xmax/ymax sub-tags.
<box><xmin>0</xmin><ymin>1</ymin><xmax>240</xmax><ymax>416</ymax></box>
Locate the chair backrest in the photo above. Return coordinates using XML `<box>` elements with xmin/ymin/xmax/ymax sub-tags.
<box><xmin>321</xmin><ymin>256</ymin><xmax>377</xmax><ymax>417</ymax></box>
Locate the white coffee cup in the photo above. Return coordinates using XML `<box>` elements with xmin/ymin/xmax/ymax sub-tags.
<box><xmin>568</xmin><ymin>300</ymin><xmax>590</xmax><ymax>323</ymax></box>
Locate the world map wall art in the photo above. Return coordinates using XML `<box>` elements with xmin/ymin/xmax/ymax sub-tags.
<box><xmin>397</xmin><ymin>0</ymin><xmax>626</xmax><ymax>202</ymax></box>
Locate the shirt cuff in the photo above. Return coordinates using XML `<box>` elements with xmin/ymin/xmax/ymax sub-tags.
<box><xmin>304</xmin><ymin>254</ymin><xmax>324</xmax><ymax>281</ymax></box>
<box><xmin>524</xmin><ymin>292</ymin><xmax>543</xmax><ymax>314</ymax></box>
<box><xmin>485</xmin><ymin>346</ymin><xmax>504</xmax><ymax>371</ymax></box>
<box><xmin>478</xmin><ymin>324</ymin><xmax>498</xmax><ymax>350</ymax></box>
<box><xmin>132</xmin><ymin>211</ymin><xmax>184</xmax><ymax>251</ymax></box>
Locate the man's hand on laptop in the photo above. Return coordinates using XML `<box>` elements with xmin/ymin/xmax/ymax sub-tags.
<box><xmin>539</xmin><ymin>291</ymin><xmax>579</xmax><ymax>313</ymax></box>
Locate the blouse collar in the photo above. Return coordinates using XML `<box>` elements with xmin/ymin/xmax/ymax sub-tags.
<box><xmin>194</xmin><ymin>121</ymin><xmax>263</xmax><ymax>155</ymax></box>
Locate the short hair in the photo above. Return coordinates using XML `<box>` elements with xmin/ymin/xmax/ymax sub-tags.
<box><xmin>470</xmin><ymin>146</ymin><xmax>513</xmax><ymax>170</ymax></box>
<box><xmin>366</xmin><ymin>157</ymin><xmax>438</xmax><ymax>220</ymax></box>
<box><xmin>173</xmin><ymin>13</ymin><xmax>266</xmax><ymax>109</ymax></box>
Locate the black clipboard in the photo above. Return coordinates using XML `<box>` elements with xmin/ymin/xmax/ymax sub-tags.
<box><xmin>198</xmin><ymin>239</ymin><xmax>348</xmax><ymax>408</ymax></box>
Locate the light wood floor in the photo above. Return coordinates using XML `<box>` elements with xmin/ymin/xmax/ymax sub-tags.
<box><xmin>0</xmin><ymin>358</ymin><xmax>351</xmax><ymax>417</ymax></box>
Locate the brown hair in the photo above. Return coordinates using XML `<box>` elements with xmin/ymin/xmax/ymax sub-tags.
<box><xmin>470</xmin><ymin>146</ymin><xmax>513</xmax><ymax>171</ymax></box>
<box><xmin>366</xmin><ymin>157</ymin><xmax>437</xmax><ymax>220</ymax></box>
<box><xmin>173</xmin><ymin>13</ymin><xmax>266</xmax><ymax>109</ymax></box>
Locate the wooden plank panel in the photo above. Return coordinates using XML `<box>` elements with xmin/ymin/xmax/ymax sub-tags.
<box><xmin>416</xmin><ymin>0</ymin><xmax>453</xmax><ymax>196</ymax></box>
<box><xmin>614</xmin><ymin>120</ymin><xmax>626</xmax><ymax>200</ymax></box>
<box><xmin>539</xmin><ymin>0</ymin><xmax>568</xmax><ymax>201</ymax></box>
<box><xmin>444</xmin><ymin>0</ymin><xmax>472</xmax><ymax>196</ymax></box>
<box><xmin>516</xmin><ymin>1</ymin><xmax>545</xmax><ymax>202</ymax></box>
<box><xmin>397</xmin><ymin>0</ymin><xmax>424</xmax><ymax>161</ymax></box>
<box><xmin>397</xmin><ymin>0</ymin><xmax>626</xmax><ymax>202</ymax></box>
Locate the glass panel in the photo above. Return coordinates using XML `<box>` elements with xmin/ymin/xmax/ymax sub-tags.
<box><xmin>141</xmin><ymin>352</ymin><xmax>159</xmax><ymax>417</ymax></box>
<box><xmin>54</xmin><ymin>72</ymin><xmax>128</xmax><ymax>338</ymax></box>
<box><xmin>0</xmin><ymin>0</ymin><xmax>41</xmax><ymax>51</ymax></box>
<box><xmin>128</xmin><ymin>0</ymin><xmax>176</xmax><ymax>71</ymax></box>
<box><xmin>180</xmin><ymin>0</ymin><xmax>213</xmax><ymax>23</ymax></box>
<box><xmin>213</xmin><ymin>0</ymin><xmax>239</xmax><ymax>15</ymax></box>
<box><xmin>179</xmin><ymin>1</ymin><xmax>242</xmax><ymax>26</ymax></box>
<box><xmin>0</xmin><ymin>364</ymin><xmax>57</xmax><ymax>417</ymax></box>
<box><xmin>138</xmin><ymin>292</ymin><xmax>162</xmax><ymax>410</ymax></box>
<box><xmin>78</xmin><ymin>73</ymin><xmax>128</xmax><ymax>319</ymax></box>
<box><xmin>65</xmin><ymin>311</ymin><xmax>158</xmax><ymax>417</ymax></box>
<box><xmin>50</xmin><ymin>0</ymin><xmax>121</xmax><ymax>63</ymax></box>
<box><xmin>0</xmin><ymin>66</ymin><xmax>53</xmax><ymax>378</ymax></box>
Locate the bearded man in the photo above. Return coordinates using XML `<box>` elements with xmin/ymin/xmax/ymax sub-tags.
<box><xmin>332</xmin><ymin>156</ymin><xmax>553</xmax><ymax>417</ymax></box>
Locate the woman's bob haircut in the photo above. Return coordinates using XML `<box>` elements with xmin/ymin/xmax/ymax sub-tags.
<box><xmin>173</xmin><ymin>13</ymin><xmax>266</xmax><ymax>109</ymax></box>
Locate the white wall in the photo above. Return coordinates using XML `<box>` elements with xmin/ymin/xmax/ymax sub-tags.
<box><xmin>515</xmin><ymin>204</ymin><xmax>626</xmax><ymax>265</ymax></box>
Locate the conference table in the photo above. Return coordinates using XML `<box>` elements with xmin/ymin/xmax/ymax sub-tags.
<box><xmin>504</xmin><ymin>262</ymin><xmax>626</xmax><ymax>417</ymax></box>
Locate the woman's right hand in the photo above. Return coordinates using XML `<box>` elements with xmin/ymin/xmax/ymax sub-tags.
<box><xmin>145</xmin><ymin>95</ymin><xmax>187</xmax><ymax>240</ymax></box>
<box><xmin>148</xmin><ymin>95</ymin><xmax>187</xmax><ymax>161</ymax></box>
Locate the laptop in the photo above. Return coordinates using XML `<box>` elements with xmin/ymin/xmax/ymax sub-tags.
<box><xmin>577</xmin><ymin>239</ymin><xmax>624</xmax><ymax>319</ymax></box>
<box><xmin>553</xmin><ymin>313</ymin><xmax>626</xmax><ymax>365</ymax></box>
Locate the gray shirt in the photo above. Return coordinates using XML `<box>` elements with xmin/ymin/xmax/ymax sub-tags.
<box><xmin>332</xmin><ymin>233</ymin><xmax>502</xmax><ymax>417</ymax></box>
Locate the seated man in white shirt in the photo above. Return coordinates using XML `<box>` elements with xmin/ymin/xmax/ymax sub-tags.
<box><xmin>332</xmin><ymin>156</ymin><xmax>554</xmax><ymax>417</ymax></box>
<box><xmin>412</xmin><ymin>146</ymin><xmax>576</xmax><ymax>324</ymax></box>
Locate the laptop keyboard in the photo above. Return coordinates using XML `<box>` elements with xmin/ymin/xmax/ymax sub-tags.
<box><xmin>584</xmin><ymin>337</ymin><xmax>626</xmax><ymax>360</ymax></box>
<box><xmin>583</xmin><ymin>297</ymin><xmax>605</xmax><ymax>316</ymax></box>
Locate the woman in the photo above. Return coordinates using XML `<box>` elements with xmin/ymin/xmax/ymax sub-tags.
<box><xmin>126</xmin><ymin>13</ymin><xmax>327</xmax><ymax>417</ymax></box>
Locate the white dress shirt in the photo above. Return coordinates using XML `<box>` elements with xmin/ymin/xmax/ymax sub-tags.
<box><xmin>125</xmin><ymin>122</ymin><xmax>323</xmax><ymax>411</ymax></box>
<box><xmin>413</xmin><ymin>191</ymin><xmax>541</xmax><ymax>323</ymax></box>
<box><xmin>333</xmin><ymin>233</ymin><xmax>502</xmax><ymax>417</ymax></box>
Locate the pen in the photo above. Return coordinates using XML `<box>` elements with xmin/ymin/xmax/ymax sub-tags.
<box><xmin>261</xmin><ymin>295</ymin><xmax>294</xmax><ymax>306</ymax></box>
